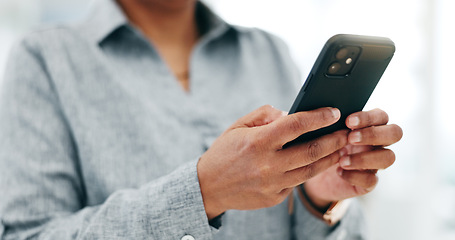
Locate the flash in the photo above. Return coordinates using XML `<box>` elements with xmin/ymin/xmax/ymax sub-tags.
<box><xmin>346</xmin><ymin>58</ymin><xmax>353</xmax><ymax>64</ymax></box>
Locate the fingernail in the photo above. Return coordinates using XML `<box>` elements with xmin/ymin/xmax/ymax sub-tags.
<box><xmin>366</xmin><ymin>186</ymin><xmax>375</xmax><ymax>192</ymax></box>
<box><xmin>331</xmin><ymin>108</ymin><xmax>341</xmax><ymax>119</ymax></box>
<box><xmin>337</xmin><ymin>168</ymin><xmax>343</xmax><ymax>176</ymax></box>
<box><xmin>281</xmin><ymin>111</ymin><xmax>288</xmax><ymax>116</ymax></box>
<box><xmin>340</xmin><ymin>156</ymin><xmax>351</xmax><ymax>167</ymax></box>
<box><xmin>339</xmin><ymin>148</ymin><xmax>347</xmax><ymax>157</ymax></box>
<box><xmin>348</xmin><ymin>116</ymin><xmax>360</xmax><ymax>127</ymax></box>
<box><xmin>350</xmin><ymin>132</ymin><xmax>361</xmax><ymax>143</ymax></box>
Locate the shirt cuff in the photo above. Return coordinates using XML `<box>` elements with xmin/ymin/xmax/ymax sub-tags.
<box><xmin>143</xmin><ymin>158</ymin><xmax>219</xmax><ymax>240</ymax></box>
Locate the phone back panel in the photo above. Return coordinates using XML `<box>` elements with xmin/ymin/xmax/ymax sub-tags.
<box><xmin>285</xmin><ymin>34</ymin><xmax>395</xmax><ymax>147</ymax></box>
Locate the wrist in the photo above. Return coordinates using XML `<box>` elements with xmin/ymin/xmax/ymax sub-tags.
<box><xmin>297</xmin><ymin>184</ymin><xmax>350</xmax><ymax>226</ymax></box>
<box><xmin>197</xmin><ymin>157</ymin><xmax>226</xmax><ymax>220</ymax></box>
<box><xmin>202</xmin><ymin>196</ymin><xmax>225</xmax><ymax>220</ymax></box>
<box><xmin>300</xmin><ymin>184</ymin><xmax>332</xmax><ymax>211</ymax></box>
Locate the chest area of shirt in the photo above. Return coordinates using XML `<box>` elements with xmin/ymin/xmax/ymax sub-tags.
<box><xmin>47</xmin><ymin>40</ymin><xmax>292</xmax><ymax>204</ymax></box>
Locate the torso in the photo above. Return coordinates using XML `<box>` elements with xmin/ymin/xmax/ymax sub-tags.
<box><xmin>26</xmin><ymin>22</ymin><xmax>301</xmax><ymax>239</ymax></box>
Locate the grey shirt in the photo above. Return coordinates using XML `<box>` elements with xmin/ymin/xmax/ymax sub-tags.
<box><xmin>0</xmin><ymin>0</ymin><xmax>367</xmax><ymax>239</ymax></box>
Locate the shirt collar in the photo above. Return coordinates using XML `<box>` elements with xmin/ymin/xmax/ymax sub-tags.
<box><xmin>80</xmin><ymin>0</ymin><xmax>232</xmax><ymax>45</ymax></box>
<box><xmin>81</xmin><ymin>0</ymin><xmax>128</xmax><ymax>44</ymax></box>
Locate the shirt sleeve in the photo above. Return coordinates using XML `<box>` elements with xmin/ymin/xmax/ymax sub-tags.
<box><xmin>0</xmin><ymin>40</ymin><xmax>215</xmax><ymax>240</ymax></box>
<box><xmin>291</xmin><ymin>190</ymin><xmax>368</xmax><ymax>240</ymax></box>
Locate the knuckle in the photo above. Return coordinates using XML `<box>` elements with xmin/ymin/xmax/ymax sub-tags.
<box><xmin>254</xmin><ymin>166</ymin><xmax>275</xmax><ymax>191</ymax></box>
<box><xmin>261</xmin><ymin>104</ymin><xmax>274</xmax><ymax>111</ymax></box>
<box><xmin>306</xmin><ymin>141</ymin><xmax>322</xmax><ymax>160</ymax></box>
<box><xmin>326</xmin><ymin>152</ymin><xmax>340</xmax><ymax>166</ymax></box>
<box><xmin>288</xmin><ymin>114</ymin><xmax>306</xmax><ymax>132</ymax></box>
<box><xmin>250</xmin><ymin>161</ymin><xmax>271</xmax><ymax>179</ymax></box>
<box><xmin>255</xmin><ymin>105</ymin><xmax>271</xmax><ymax>120</ymax></box>
<box><xmin>271</xmin><ymin>194</ymin><xmax>283</xmax><ymax>205</ymax></box>
<box><xmin>257</xmin><ymin>185</ymin><xmax>284</xmax><ymax>207</ymax></box>
<box><xmin>239</xmin><ymin>133</ymin><xmax>269</xmax><ymax>156</ymax></box>
<box><xmin>334</xmin><ymin>131</ymin><xmax>348</xmax><ymax>149</ymax></box>
<box><xmin>257</xmin><ymin>182</ymin><xmax>274</xmax><ymax>202</ymax></box>
<box><xmin>364</xmin><ymin>111</ymin><xmax>373</xmax><ymax>125</ymax></box>
<box><xmin>258</xmin><ymin>104</ymin><xmax>274</xmax><ymax>116</ymax></box>
<box><xmin>278</xmin><ymin>189</ymin><xmax>292</xmax><ymax>201</ymax></box>
<box><xmin>240</xmin><ymin>135</ymin><xmax>259</xmax><ymax>153</ymax></box>
<box><xmin>259</xmin><ymin>104</ymin><xmax>273</xmax><ymax>112</ymax></box>
<box><xmin>289</xmin><ymin>170</ymin><xmax>305</xmax><ymax>185</ymax></box>
<box><xmin>354</xmin><ymin>154</ymin><xmax>365</xmax><ymax>168</ymax></box>
<box><xmin>258</xmin><ymin>182</ymin><xmax>272</xmax><ymax>195</ymax></box>
<box><xmin>320</xmin><ymin>108</ymin><xmax>334</xmax><ymax>122</ymax></box>
<box><xmin>264</xmin><ymin>194</ymin><xmax>283</xmax><ymax>208</ymax></box>
<box><xmin>367</xmin><ymin>126</ymin><xmax>378</xmax><ymax>140</ymax></box>
<box><xmin>303</xmin><ymin>164</ymin><xmax>317</xmax><ymax>180</ymax></box>
<box><xmin>258</xmin><ymin>163</ymin><xmax>273</xmax><ymax>178</ymax></box>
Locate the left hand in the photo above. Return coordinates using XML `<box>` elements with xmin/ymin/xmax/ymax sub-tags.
<box><xmin>303</xmin><ymin>108</ymin><xmax>403</xmax><ymax>208</ymax></box>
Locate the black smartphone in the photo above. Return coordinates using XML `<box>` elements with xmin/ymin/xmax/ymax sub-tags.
<box><xmin>283</xmin><ymin>34</ymin><xmax>395</xmax><ymax>148</ymax></box>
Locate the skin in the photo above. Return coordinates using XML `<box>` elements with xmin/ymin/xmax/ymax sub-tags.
<box><xmin>198</xmin><ymin>106</ymin><xmax>402</xmax><ymax>218</ymax></box>
<box><xmin>304</xmin><ymin>108</ymin><xmax>402</xmax><ymax>208</ymax></box>
<box><xmin>117</xmin><ymin>0</ymin><xmax>198</xmax><ymax>91</ymax></box>
<box><xmin>117</xmin><ymin>0</ymin><xmax>403</xmax><ymax>220</ymax></box>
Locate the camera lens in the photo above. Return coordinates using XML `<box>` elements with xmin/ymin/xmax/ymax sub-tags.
<box><xmin>328</xmin><ymin>62</ymin><xmax>341</xmax><ymax>74</ymax></box>
<box><xmin>336</xmin><ymin>48</ymin><xmax>348</xmax><ymax>60</ymax></box>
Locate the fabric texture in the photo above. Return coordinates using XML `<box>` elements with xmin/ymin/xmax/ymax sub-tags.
<box><xmin>0</xmin><ymin>0</ymin><xmax>367</xmax><ymax>239</ymax></box>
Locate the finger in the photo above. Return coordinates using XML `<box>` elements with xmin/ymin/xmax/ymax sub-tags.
<box><xmin>263</xmin><ymin>107</ymin><xmax>341</xmax><ymax>148</ymax></box>
<box><xmin>338</xmin><ymin>168</ymin><xmax>378</xmax><ymax>191</ymax></box>
<box><xmin>348</xmin><ymin>124</ymin><xmax>403</xmax><ymax>146</ymax></box>
<box><xmin>282</xmin><ymin>150</ymin><xmax>341</xmax><ymax>188</ymax></box>
<box><xmin>230</xmin><ymin>105</ymin><xmax>286</xmax><ymax>129</ymax></box>
<box><xmin>346</xmin><ymin>108</ymin><xmax>389</xmax><ymax>130</ymax></box>
<box><xmin>339</xmin><ymin>148</ymin><xmax>395</xmax><ymax>170</ymax></box>
<box><xmin>279</xmin><ymin>130</ymin><xmax>348</xmax><ymax>171</ymax></box>
<box><xmin>344</xmin><ymin>144</ymin><xmax>373</xmax><ymax>155</ymax></box>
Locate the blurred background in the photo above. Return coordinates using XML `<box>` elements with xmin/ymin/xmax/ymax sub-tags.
<box><xmin>1</xmin><ymin>0</ymin><xmax>454</xmax><ymax>239</ymax></box>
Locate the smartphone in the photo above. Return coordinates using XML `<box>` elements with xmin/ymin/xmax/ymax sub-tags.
<box><xmin>283</xmin><ymin>34</ymin><xmax>395</xmax><ymax>148</ymax></box>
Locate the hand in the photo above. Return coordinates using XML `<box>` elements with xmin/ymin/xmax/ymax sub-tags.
<box><xmin>304</xmin><ymin>108</ymin><xmax>403</xmax><ymax>208</ymax></box>
<box><xmin>197</xmin><ymin>105</ymin><xmax>348</xmax><ymax>219</ymax></box>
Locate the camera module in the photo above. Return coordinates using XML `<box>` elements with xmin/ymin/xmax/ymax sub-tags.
<box><xmin>328</xmin><ymin>62</ymin><xmax>341</xmax><ymax>74</ymax></box>
<box><xmin>326</xmin><ymin>46</ymin><xmax>361</xmax><ymax>76</ymax></box>
<box><xmin>336</xmin><ymin>48</ymin><xmax>348</xmax><ymax>60</ymax></box>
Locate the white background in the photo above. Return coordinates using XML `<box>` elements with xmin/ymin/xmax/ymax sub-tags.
<box><xmin>1</xmin><ymin>0</ymin><xmax>455</xmax><ymax>239</ymax></box>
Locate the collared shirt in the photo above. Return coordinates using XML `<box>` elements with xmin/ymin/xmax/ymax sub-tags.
<box><xmin>0</xmin><ymin>0</ymin><xmax>366</xmax><ymax>239</ymax></box>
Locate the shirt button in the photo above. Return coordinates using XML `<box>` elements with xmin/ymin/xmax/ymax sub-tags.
<box><xmin>181</xmin><ymin>235</ymin><xmax>195</xmax><ymax>240</ymax></box>
<box><xmin>336</xmin><ymin>229</ymin><xmax>347</xmax><ymax>240</ymax></box>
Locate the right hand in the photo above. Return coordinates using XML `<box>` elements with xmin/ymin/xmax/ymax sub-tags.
<box><xmin>197</xmin><ymin>105</ymin><xmax>349</xmax><ymax>219</ymax></box>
